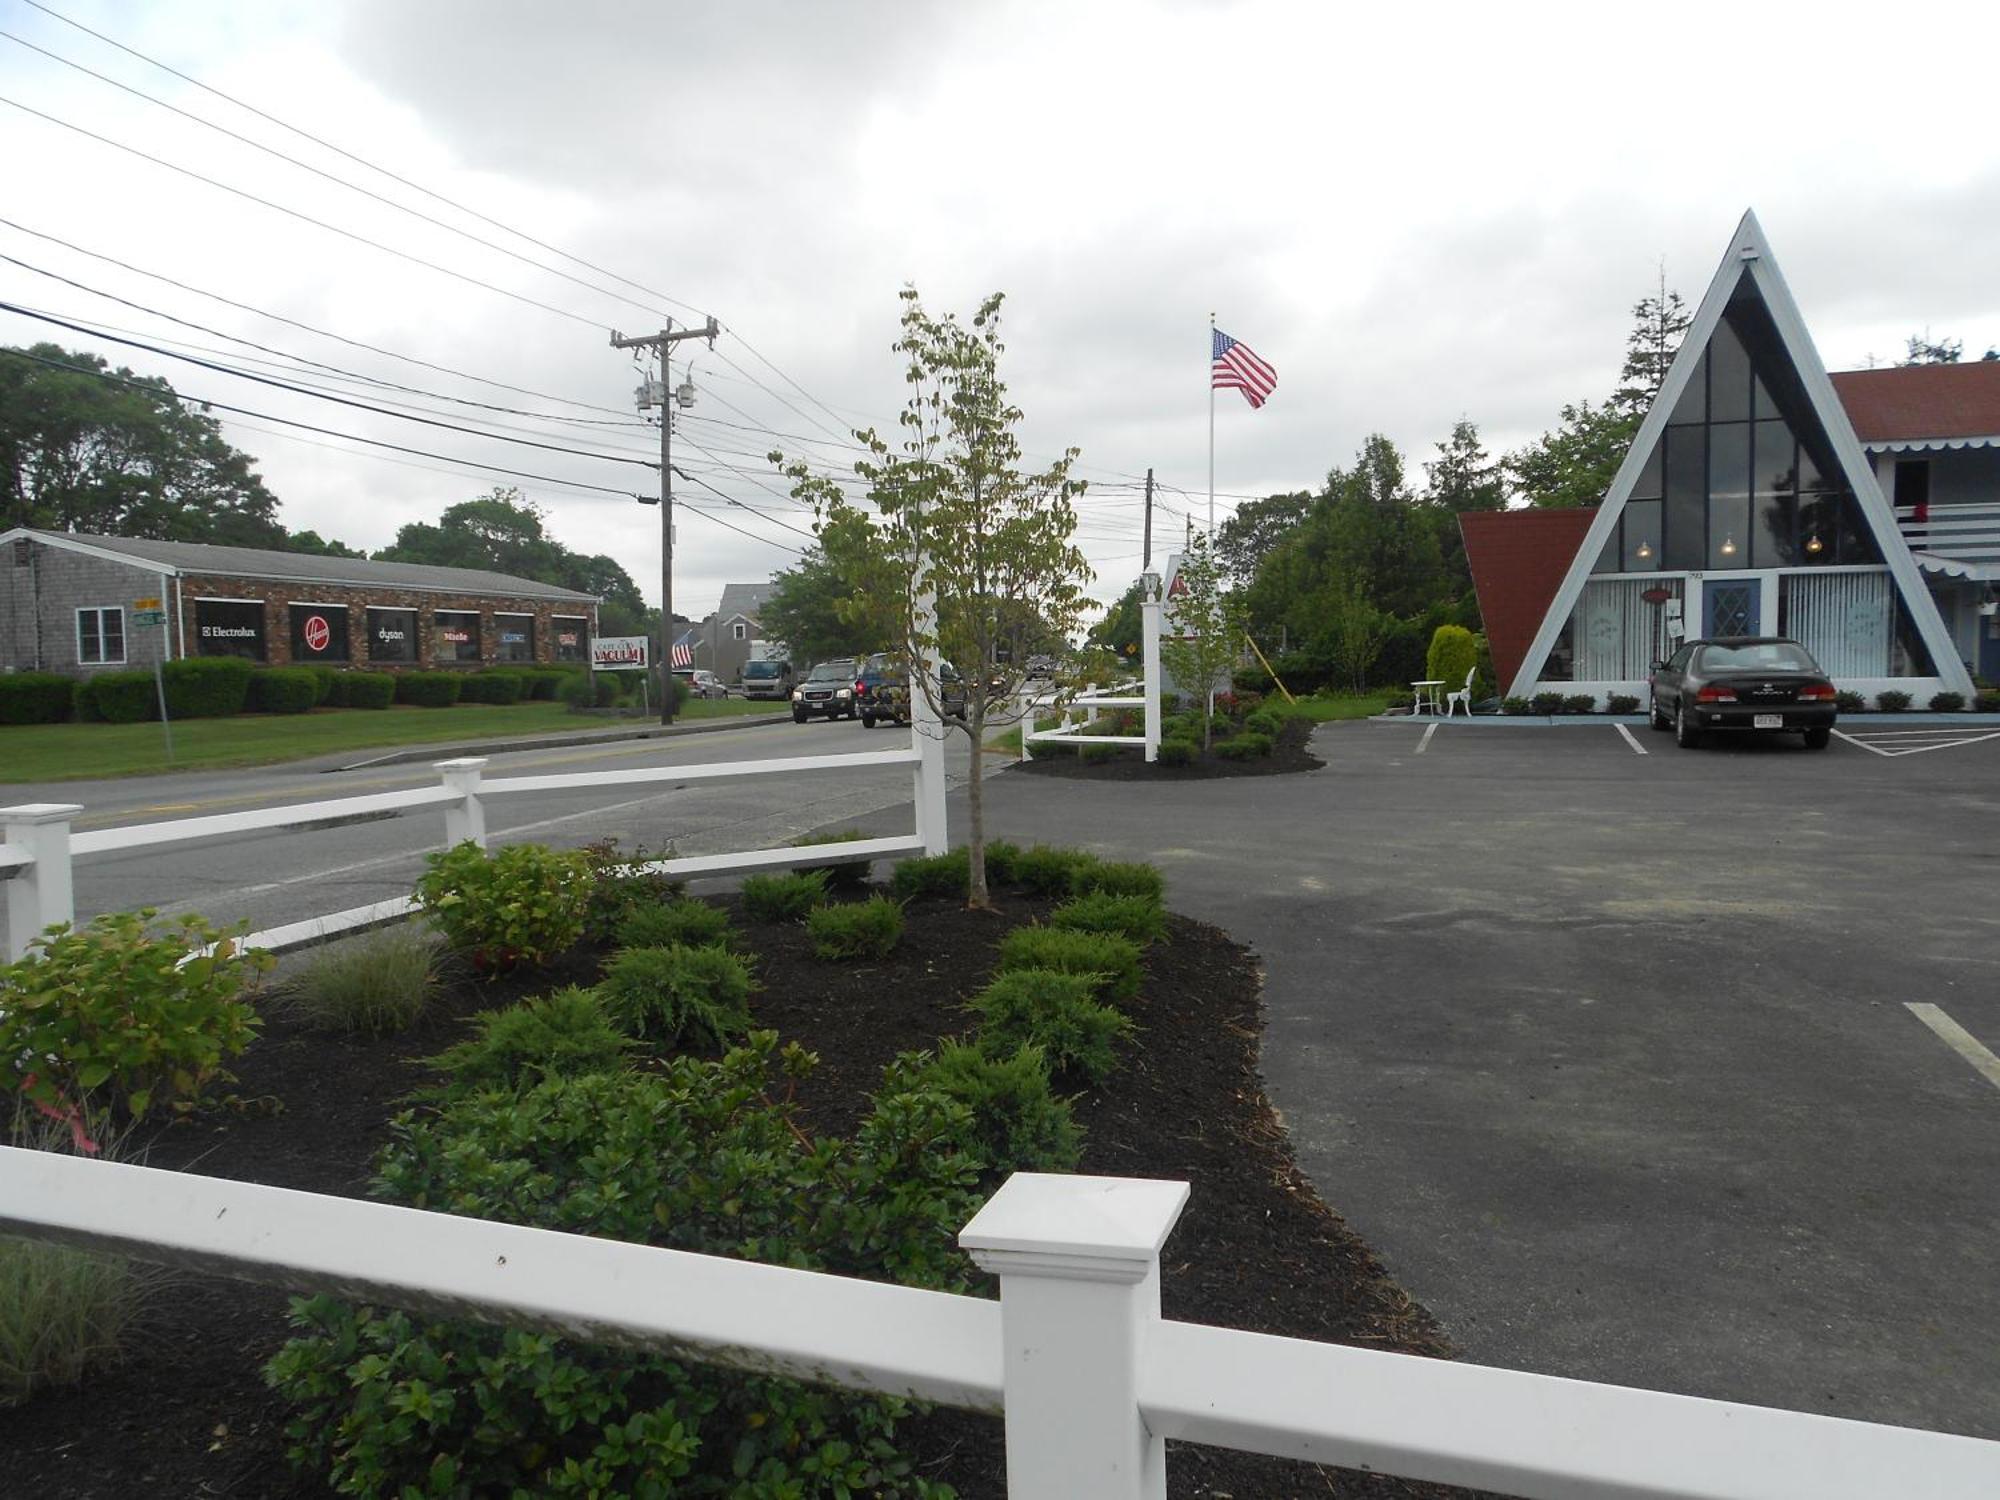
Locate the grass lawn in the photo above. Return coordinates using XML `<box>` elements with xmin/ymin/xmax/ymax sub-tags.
<box><xmin>0</xmin><ymin>697</ymin><xmax>772</xmax><ymax>783</ymax></box>
<box><xmin>1283</xmin><ymin>691</ymin><xmax>1392</xmax><ymax>722</ymax></box>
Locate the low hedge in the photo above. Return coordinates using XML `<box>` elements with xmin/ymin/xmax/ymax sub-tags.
<box><xmin>0</xmin><ymin>671</ymin><xmax>76</xmax><ymax>725</ymax></box>
<box><xmin>162</xmin><ymin>657</ymin><xmax>254</xmax><ymax>717</ymax></box>
<box><xmin>395</xmin><ymin>671</ymin><xmax>463</xmax><ymax>707</ymax></box>
<box><xmin>84</xmin><ymin>670</ymin><xmax>157</xmax><ymax>723</ymax></box>
<box><xmin>344</xmin><ymin>671</ymin><xmax>396</xmax><ymax>709</ymax></box>
<box><xmin>247</xmin><ymin>668</ymin><xmax>320</xmax><ymax>715</ymax></box>
<box><xmin>997</xmin><ymin>925</ymin><xmax>1143</xmax><ymax>1005</ymax></box>
<box><xmin>460</xmin><ymin>670</ymin><xmax>528</xmax><ymax>705</ymax></box>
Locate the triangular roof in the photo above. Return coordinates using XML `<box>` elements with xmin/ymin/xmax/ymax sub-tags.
<box><xmin>1507</xmin><ymin>210</ymin><xmax>1971</xmax><ymax>697</ymax></box>
<box><xmin>1459</xmin><ymin>509</ymin><xmax>1597</xmax><ymax>691</ymax></box>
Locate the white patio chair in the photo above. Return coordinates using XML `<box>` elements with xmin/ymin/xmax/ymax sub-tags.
<box><xmin>1442</xmin><ymin>666</ymin><xmax>1477</xmax><ymax>718</ymax></box>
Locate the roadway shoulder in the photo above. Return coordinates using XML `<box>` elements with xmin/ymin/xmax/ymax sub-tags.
<box><xmin>319</xmin><ymin>711</ymin><xmax>792</xmax><ymax>773</ymax></box>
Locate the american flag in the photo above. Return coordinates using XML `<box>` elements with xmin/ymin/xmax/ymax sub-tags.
<box><xmin>670</xmin><ymin>640</ymin><xmax>693</xmax><ymax>667</ymax></box>
<box><xmin>1211</xmin><ymin>328</ymin><xmax>1276</xmax><ymax>409</ymax></box>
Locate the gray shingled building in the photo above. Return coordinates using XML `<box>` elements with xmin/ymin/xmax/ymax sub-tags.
<box><xmin>0</xmin><ymin>529</ymin><xmax>599</xmax><ymax>677</ymax></box>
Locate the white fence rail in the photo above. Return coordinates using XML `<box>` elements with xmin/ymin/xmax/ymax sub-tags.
<box><xmin>1</xmin><ymin>1152</ymin><xmax>1992</xmax><ymax>1499</ymax></box>
<box><xmin>1</xmin><ymin>733</ymin><xmax>949</xmax><ymax>961</ymax></box>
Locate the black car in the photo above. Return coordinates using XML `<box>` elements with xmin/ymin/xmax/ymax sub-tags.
<box><xmin>792</xmin><ymin>659</ymin><xmax>860</xmax><ymax>721</ymax></box>
<box><xmin>1647</xmin><ymin>636</ymin><xmax>1838</xmax><ymax>750</ymax></box>
<box><xmin>858</xmin><ymin>653</ymin><xmax>968</xmax><ymax>728</ymax></box>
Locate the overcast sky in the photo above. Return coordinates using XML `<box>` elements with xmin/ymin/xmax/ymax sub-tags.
<box><xmin>5</xmin><ymin>0</ymin><xmax>1999</xmax><ymax>618</ymax></box>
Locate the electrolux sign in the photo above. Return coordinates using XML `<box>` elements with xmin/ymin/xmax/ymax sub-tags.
<box><xmin>193</xmin><ymin>599</ymin><xmax>266</xmax><ymax>661</ymax></box>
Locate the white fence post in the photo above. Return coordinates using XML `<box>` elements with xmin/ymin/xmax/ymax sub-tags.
<box><xmin>1140</xmin><ymin>579</ymin><xmax>1163</xmax><ymax>764</ymax></box>
<box><xmin>434</xmin><ymin>758</ymin><xmax>488</xmax><ymax>849</ymax></box>
<box><xmin>910</xmin><ymin>576</ymin><xmax>948</xmax><ymax>856</ymax></box>
<box><xmin>961</xmin><ymin>1172</ymin><xmax>1190</xmax><ymax>1500</ymax></box>
<box><xmin>3</xmin><ymin>802</ymin><xmax>82</xmax><ymax>961</ymax></box>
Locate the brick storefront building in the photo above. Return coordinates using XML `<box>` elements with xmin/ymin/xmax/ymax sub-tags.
<box><xmin>0</xmin><ymin>530</ymin><xmax>598</xmax><ymax>677</ymax></box>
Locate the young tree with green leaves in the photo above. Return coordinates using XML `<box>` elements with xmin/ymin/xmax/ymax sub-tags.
<box><xmin>775</xmin><ymin>289</ymin><xmax>1090</xmax><ymax>908</ymax></box>
<box><xmin>1161</xmin><ymin>530</ymin><xmax>1241</xmax><ymax>751</ymax></box>
<box><xmin>760</xmin><ymin>507</ymin><xmax>901</xmax><ymax>665</ymax></box>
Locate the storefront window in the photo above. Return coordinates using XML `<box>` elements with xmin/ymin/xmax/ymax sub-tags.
<box><xmin>552</xmin><ymin>616</ymin><xmax>588</xmax><ymax>663</ymax></box>
<box><xmin>366</xmin><ymin>607</ymin><xmax>418</xmax><ymax>663</ymax></box>
<box><xmin>434</xmin><ymin>611</ymin><xmax>481</xmax><ymax>663</ymax></box>
<box><xmin>494</xmin><ymin>614</ymin><xmax>535</xmax><ymax>663</ymax></box>
<box><xmin>194</xmin><ymin>599</ymin><xmax>265</xmax><ymax>660</ymax></box>
<box><xmin>289</xmin><ymin>603</ymin><xmax>349</xmax><ymax>663</ymax></box>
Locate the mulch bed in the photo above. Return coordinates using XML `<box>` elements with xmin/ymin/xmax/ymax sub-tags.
<box><xmin>1011</xmin><ymin>712</ymin><xmax>1323</xmax><ymax>780</ymax></box>
<box><xmin>0</xmin><ymin>878</ymin><xmax>1496</xmax><ymax>1500</ymax></box>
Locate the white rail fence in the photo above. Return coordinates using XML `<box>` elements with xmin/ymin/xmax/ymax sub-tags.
<box><xmin>0</xmin><ymin>727</ymin><xmax>949</xmax><ymax>961</ymax></box>
<box><xmin>1</xmin><ymin>1153</ymin><xmax>1992</xmax><ymax>1500</ymax></box>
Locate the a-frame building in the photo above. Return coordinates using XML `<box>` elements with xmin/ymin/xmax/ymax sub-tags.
<box><xmin>1507</xmin><ymin>211</ymin><xmax>1974</xmax><ymax>702</ymax></box>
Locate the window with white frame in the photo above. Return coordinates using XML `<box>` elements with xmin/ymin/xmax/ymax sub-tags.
<box><xmin>77</xmin><ymin>605</ymin><xmax>125</xmax><ymax>665</ymax></box>
<box><xmin>731</xmin><ymin>621</ymin><xmax>748</xmax><ymax>641</ymax></box>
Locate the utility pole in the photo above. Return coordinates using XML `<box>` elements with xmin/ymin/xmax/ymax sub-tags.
<box><xmin>610</xmin><ymin>316</ymin><xmax>718</xmax><ymax>723</ymax></box>
<box><xmin>1142</xmin><ymin>467</ymin><xmax>1154</xmax><ymax>571</ymax></box>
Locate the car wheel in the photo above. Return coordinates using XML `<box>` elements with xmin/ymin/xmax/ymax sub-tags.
<box><xmin>1803</xmin><ymin>726</ymin><xmax>1831</xmax><ymax>750</ymax></box>
<box><xmin>1674</xmin><ymin>702</ymin><xmax>1703</xmax><ymax>750</ymax></box>
<box><xmin>792</xmin><ymin>709</ymin><xmax>806</xmax><ymax>724</ymax></box>
<box><xmin>1650</xmin><ymin>694</ymin><xmax>1670</xmax><ymax>731</ymax></box>
<box><xmin>861</xmin><ymin>713</ymin><xmax>876</xmax><ymax>729</ymax></box>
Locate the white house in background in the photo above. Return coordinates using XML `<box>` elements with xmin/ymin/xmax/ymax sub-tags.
<box><xmin>1503</xmin><ymin>210</ymin><xmax>1976</xmax><ymax>704</ymax></box>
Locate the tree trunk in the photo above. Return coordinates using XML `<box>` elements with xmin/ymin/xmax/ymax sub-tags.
<box><xmin>966</xmin><ymin>693</ymin><xmax>989</xmax><ymax>908</ymax></box>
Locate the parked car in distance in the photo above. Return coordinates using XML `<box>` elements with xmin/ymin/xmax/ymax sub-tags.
<box><xmin>1647</xmin><ymin>636</ymin><xmax>1837</xmax><ymax>750</ymax></box>
<box><xmin>672</xmin><ymin>668</ymin><xmax>729</xmax><ymax>700</ymax></box>
<box><xmin>792</xmin><ymin>658</ymin><xmax>860</xmax><ymax>721</ymax></box>
<box><xmin>860</xmin><ymin>653</ymin><xmax>968</xmax><ymax>728</ymax></box>
<box><xmin>739</xmin><ymin>658</ymin><xmax>795</xmax><ymax>700</ymax></box>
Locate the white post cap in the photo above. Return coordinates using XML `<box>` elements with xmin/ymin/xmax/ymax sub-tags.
<box><xmin>960</xmin><ymin>1173</ymin><xmax>1190</xmax><ymax>1285</ymax></box>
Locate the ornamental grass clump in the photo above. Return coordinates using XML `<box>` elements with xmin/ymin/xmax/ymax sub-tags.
<box><xmin>414</xmin><ymin>841</ymin><xmax>593</xmax><ymax>972</ymax></box>
<box><xmin>595</xmin><ymin>944</ymin><xmax>754</xmax><ymax>1049</ymax></box>
<box><xmin>740</xmin><ymin>868</ymin><xmax>832</xmax><ymax>923</ymax></box>
<box><xmin>997</xmin><ymin>925</ymin><xmax>1142</xmax><ymax>1006</ymax></box>
<box><xmin>1052</xmin><ymin>891</ymin><xmax>1167</xmax><ymax>947</ymax></box>
<box><xmin>420</xmin><ymin>986</ymin><xmax>630</xmax><ymax>1101</ymax></box>
<box><xmin>888</xmin><ymin>848</ymin><xmax>969</xmax><ymax>900</ymax></box>
<box><xmin>0</xmin><ymin>1236</ymin><xmax>148</xmax><ymax>1407</ymax></box>
<box><xmin>616</xmin><ymin>898</ymin><xmax>735</xmax><ymax>952</ymax></box>
<box><xmin>1068</xmin><ymin>857</ymin><xmax>1165</xmax><ymax>902</ymax></box>
<box><xmin>969</xmin><ymin>968</ymin><xmax>1134</xmax><ymax>1084</ymax></box>
<box><xmin>288</xmin><ymin>927</ymin><xmax>439</xmax><ymax>1035</ymax></box>
<box><xmin>876</xmin><ymin>1040</ymin><xmax>1081</xmax><ymax>1183</ymax></box>
<box><xmin>806</xmin><ymin>895</ymin><xmax>904</xmax><ymax>960</ymax></box>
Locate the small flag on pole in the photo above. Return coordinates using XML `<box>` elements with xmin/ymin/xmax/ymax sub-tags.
<box><xmin>1211</xmin><ymin>328</ymin><xmax>1276</xmax><ymax>409</ymax></box>
<box><xmin>670</xmin><ymin>640</ymin><xmax>693</xmax><ymax>667</ymax></box>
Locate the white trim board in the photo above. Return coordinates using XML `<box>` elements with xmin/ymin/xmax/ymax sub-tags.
<box><xmin>1507</xmin><ymin>211</ymin><xmax>1973</xmax><ymax>702</ymax></box>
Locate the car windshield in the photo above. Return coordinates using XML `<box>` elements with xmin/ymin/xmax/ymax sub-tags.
<box><xmin>1700</xmin><ymin>642</ymin><xmax>1819</xmax><ymax>673</ymax></box>
<box><xmin>744</xmin><ymin>662</ymin><xmax>781</xmax><ymax>678</ymax></box>
<box><xmin>805</xmin><ymin>662</ymin><xmax>852</xmax><ymax>682</ymax></box>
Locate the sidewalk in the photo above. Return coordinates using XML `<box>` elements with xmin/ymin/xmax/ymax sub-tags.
<box><xmin>319</xmin><ymin>709</ymin><xmax>790</xmax><ymax>772</ymax></box>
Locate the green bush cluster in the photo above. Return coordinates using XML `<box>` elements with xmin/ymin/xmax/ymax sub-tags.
<box><xmin>161</xmin><ymin>656</ymin><xmax>255</xmax><ymax>717</ymax></box>
<box><xmin>1835</xmin><ymin>689</ymin><xmax>1866</xmax><ymax>712</ymax></box>
<box><xmin>1876</xmin><ymin>690</ymin><xmax>1912</xmax><ymax>713</ymax></box>
<box><xmin>1501</xmin><ymin>695</ymin><xmax>1531</xmax><ymax>715</ymax></box>
<box><xmin>997</xmin><ymin>925</ymin><xmax>1142</xmax><ymax>1005</ymax></box>
<box><xmin>1214</xmin><ymin>731</ymin><xmax>1274</xmax><ymax>760</ymax></box>
<box><xmin>616</xmin><ymin>898</ymin><xmax>735</xmax><ymax>952</ymax></box>
<box><xmin>413</xmin><ymin>842</ymin><xmax>593</xmax><ymax>971</ymax></box>
<box><xmin>791</xmin><ymin>829</ymin><xmax>875</xmax><ymax>889</ymax></box>
<box><xmin>741</xmin><ymin>868</ymin><xmax>832</xmax><ymax>922</ymax></box>
<box><xmin>267</xmin><ymin>1035</ymin><xmax>982</xmax><ymax>1498</ymax></box>
<box><xmin>1070</xmin><ymin>858</ymin><xmax>1164</xmax><ymax>901</ymax></box>
<box><xmin>1243</xmin><ymin>706</ymin><xmax>1284</xmax><ymax>737</ymax></box>
<box><xmin>1978</xmin><ymin>690</ymin><xmax>2000</xmax><ymax>714</ymax></box>
<box><xmin>82</xmin><ymin>670</ymin><xmax>157</xmax><ymax>723</ymax></box>
<box><xmin>982</xmin><ymin>839</ymin><xmax>1023</xmax><ymax>884</ymax></box>
<box><xmin>246</xmin><ymin>667</ymin><xmax>320</xmax><ymax>715</ymax></box>
<box><xmin>288</xmin><ymin>928</ymin><xmax>438</xmax><ymax>1035</ymax></box>
<box><xmin>969</xmin><ymin>968</ymin><xmax>1133</xmax><ymax>1084</ymax></box>
<box><xmin>459</xmin><ymin>669</ymin><xmax>527</xmax><ymax>704</ymax></box>
<box><xmin>1156</xmin><ymin>738</ymin><xmax>1196</xmax><ymax>766</ymax></box>
<box><xmin>343</xmin><ymin>671</ymin><xmax>396</xmax><ymax>709</ymax></box>
<box><xmin>1011</xmin><ymin>844</ymin><xmax>1090</xmax><ymax>897</ymax></box>
<box><xmin>576</xmin><ymin>838</ymin><xmax>684</xmax><ymax>945</ymax></box>
<box><xmin>1562</xmin><ymin>694</ymin><xmax>1596</xmax><ymax>714</ymax></box>
<box><xmin>1052</xmin><ymin>891</ymin><xmax>1167</xmax><ymax>946</ymax></box>
<box><xmin>1606</xmin><ymin>693</ymin><xmax>1640</xmax><ymax>715</ymax></box>
<box><xmin>1425</xmin><ymin>624</ymin><xmax>1479</xmax><ymax>699</ymax></box>
<box><xmin>1930</xmin><ymin>691</ymin><xmax>1966</xmax><ymax>713</ymax></box>
<box><xmin>558</xmin><ymin>673</ymin><xmax>595</xmax><ymax>708</ymax></box>
<box><xmin>877</xmin><ymin>1041</ymin><xmax>1081</xmax><ymax>1184</ymax></box>
<box><xmin>889</xmin><ymin>848</ymin><xmax>970</xmax><ymax>900</ymax></box>
<box><xmin>0</xmin><ymin>672</ymin><xmax>76</xmax><ymax>725</ymax></box>
<box><xmin>1530</xmin><ymin>690</ymin><xmax>1566</xmax><ymax>715</ymax></box>
<box><xmin>421</xmin><ymin>986</ymin><xmax>630</xmax><ymax>1101</ymax></box>
<box><xmin>807</xmin><ymin>895</ymin><xmax>904</xmax><ymax>960</ymax></box>
<box><xmin>395</xmin><ymin>671</ymin><xmax>464</xmax><ymax>707</ymax></box>
<box><xmin>0</xmin><ymin>909</ymin><xmax>269</xmax><ymax>1122</ymax></box>
<box><xmin>595</xmin><ymin>943</ymin><xmax>754</xmax><ymax>1048</ymax></box>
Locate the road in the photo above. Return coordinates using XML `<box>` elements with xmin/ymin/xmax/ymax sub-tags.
<box><xmin>29</xmin><ymin>717</ymin><xmax>999</xmax><ymax>936</ymax></box>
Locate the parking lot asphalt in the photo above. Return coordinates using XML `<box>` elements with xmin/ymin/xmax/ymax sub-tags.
<box><xmin>869</xmin><ymin>719</ymin><xmax>2000</xmax><ymax>1439</ymax></box>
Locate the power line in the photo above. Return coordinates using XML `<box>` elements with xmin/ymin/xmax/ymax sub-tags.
<box><xmin>0</xmin><ymin>344</ymin><xmax>648</xmax><ymax>498</ymax></box>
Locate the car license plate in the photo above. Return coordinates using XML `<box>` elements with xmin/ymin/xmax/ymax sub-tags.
<box><xmin>1753</xmin><ymin>713</ymin><xmax>1783</xmax><ymax>729</ymax></box>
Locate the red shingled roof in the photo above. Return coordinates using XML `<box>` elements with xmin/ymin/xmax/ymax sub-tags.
<box><xmin>1459</xmin><ymin>508</ymin><xmax>1595</xmax><ymax>692</ymax></box>
<box><xmin>1830</xmin><ymin>361</ymin><xmax>2000</xmax><ymax>445</ymax></box>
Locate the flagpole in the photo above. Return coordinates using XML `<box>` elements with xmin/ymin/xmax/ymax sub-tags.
<box><xmin>1207</xmin><ymin>312</ymin><xmax>1216</xmax><ymax>534</ymax></box>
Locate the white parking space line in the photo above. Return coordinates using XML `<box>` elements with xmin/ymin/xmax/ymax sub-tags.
<box><xmin>1832</xmin><ymin>730</ymin><xmax>1893</xmax><ymax>757</ymax></box>
<box><xmin>1834</xmin><ymin>728</ymin><xmax>2000</xmax><ymax>758</ymax></box>
<box><xmin>1906</xmin><ymin>1003</ymin><xmax>2000</xmax><ymax>1093</ymax></box>
<box><xmin>1614</xmin><ymin>723</ymin><xmax>1649</xmax><ymax>755</ymax></box>
<box><xmin>1416</xmin><ymin>723</ymin><xmax>1439</xmax><ymax>754</ymax></box>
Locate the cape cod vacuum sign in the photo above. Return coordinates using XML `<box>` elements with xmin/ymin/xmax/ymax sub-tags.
<box><xmin>590</xmin><ymin>635</ymin><xmax>650</xmax><ymax>669</ymax></box>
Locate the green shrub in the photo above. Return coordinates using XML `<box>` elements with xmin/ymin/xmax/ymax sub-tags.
<box><xmin>889</xmin><ymin>848</ymin><xmax>970</xmax><ymax>901</ymax></box>
<box><xmin>740</xmin><ymin>868</ymin><xmax>832</xmax><ymax>922</ymax></box>
<box><xmin>1835</xmin><ymin>689</ymin><xmax>1866</xmax><ymax>712</ymax></box>
<box><xmin>1011</xmin><ymin>844</ymin><xmax>1091</xmax><ymax>897</ymax></box>
<box><xmin>558</xmin><ymin>672</ymin><xmax>596</xmax><ymax>708</ymax></box>
<box><xmin>344</xmin><ymin>671</ymin><xmax>396</xmax><ymax>709</ymax></box>
<box><xmin>460</xmin><ymin>669</ymin><xmax>527</xmax><ymax>705</ymax></box>
<box><xmin>521</xmin><ymin>668</ymin><xmax>567</xmax><ymax>701</ymax></box>
<box><xmin>1606</xmin><ymin>693</ymin><xmax>1640</xmax><ymax>715</ymax></box>
<box><xmin>1562</xmin><ymin>693</ymin><xmax>1597</xmax><ymax>714</ymax></box>
<box><xmin>395</xmin><ymin>670</ymin><xmax>462</xmax><ymax>707</ymax></box>
<box><xmin>982</xmin><ymin>839</ymin><xmax>1023</xmax><ymax>884</ymax></box>
<box><xmin>421</xmin><ymin>986</ymin><xmax>630</xmax><ymax>1100</ymax></box>
<box><xmin>1426</xmin><ymin>623</ymin><xmax>1479</xmax><ymax>700</ymax></box>
<box><xmin>1214</xmin><ymin>731</ymin><xmax>1274</xmax><ymax>760</ymax></box>
<box><xmin>616</xmin><ymin>898</ymin><xmax>735</xmax><ymax>951</ymax></box>
<box><xmin>246</xmin><ymin>667</ymin><xmax>319</xmax><ymax>714</ymax></box>
<box><xmin>1929</xmin><ymin>691</ymin><xmax>1966</xmax><ymax>712</ymax></box>
<box><xmin>69</xmin><ymin>679</ymin><xmax>100</xmax><ymax>722</ymax></box>
<box><xmin>84</xmin><ymin>670</ymin><xmax>155</xmax><ymax>723</ymax></box>
<box><xmin>1233</xmin><ymin>664</ymin><xmax>1275</xmax><ymax>694</ymax></box>
<box><xmin>1977</xmin><ymin>690</ymin><xmax>2000</xmax><ymax>714</ymax></box>
<box><xmin>1156</xmin><ymin>737</ymin><xmax>1196</xmax><ymax>766</ymax></box>
<box><xmin>807</xmin><ymin>895</ymin><xmax>904</xmax><ymax>960</ymax></box>
<box><xmin>268</xmin><ymin>1039</ymin><xmax>977</xmax><ymax>1499</ymax></box>
<box><xmin>576</xmin><ymin>838</ymin><xmax>683</xmax><ymax>944</ymax></box>
<box><xmin>1069</xmin><ymin>857</ymin><xmax>1165</xmax><ymax>902</ymax></box>
<box><xmin>302</xmin><ymin>664</ymin><xmax>338</xmax><ymax>705</ymax></box>
<box><xmin>791</xmin><ymin>829</ymin><xmax>875</xmax><ymax>889</ymax></box>
<box><xmin>1243</xmin><ymin>707</ymin><xmax>1284</xmax><ymax>737</ymax></box>
<box><xmin>593</xmin><ymin>673</ymin><xmax>620</xmax><ymax>707</ymax></box>
<box><xmin>1530</xmin><ymin>690</ymin><xmax>1566</xmax><ymax>715</ymax></box>
<box><xmin>877</xmin><ymin>1040</ymin><xmax>1081</xmax><ymax>1183</ymax></box>
<box><xmin>0</xmin><ymin>1234</ymin><xmax>148</xmax><ymax>1409</ymax></box>
<box><xmin>996</xmin><ymin>925</ymin><xmax>1142</xmax><ymax>1005</ymax></box>
<box><xmin>161</xmin><ymin>656</ymin><xmax>254</xmax><ymax>717</ymax></box>
<box><xmin>1501</xmin><ymin>695</ymin><xmax>1531</xmax><ymax>715</ymax></box>
<box><xmin>0</xmin><ymin>672</ymin><xmax>75</xmax><ymax>725</ymax></box>
<box><xmin>1876</xmin><ymin>690</ymin><xmax>1912</xmax><ymax>713</ymax></box>
<box><xmin>1052</xmin><ymin>891</ymin><xmax>1167</xmax><ymax>946</ymax></box>
<box><xmin>0</xmin><ymin>909</ymin><xmax>268</xmax><ymax>1123</ymax></box>
<box><xmin>413</xmin><ymin>841</ymin><xmax>592</xmax><ymax>970</ymax></box>
<box><xmin>1080</xmin><ymin>740</ymin><xmax>1127</xmax><ymax>764</ymax></box>
<box><xmin>288</xmin><ymin>927</ymin><xmax>438</xmax><ymax>1035</ymax></box>
<box><xmin>595</xmin><ymin>943</ymin><xmax>754</xmax><ymax>1047</ymax></box>
<box><xmin>969</xmin><ymin>967</ymin><xmax>1134</xmax><ymax>1084</ymax></box>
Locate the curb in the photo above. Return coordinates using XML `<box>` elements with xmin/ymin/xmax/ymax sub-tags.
<box><xmin>323</xmin><ymin>711</ymin><xmax>791</xmax><ymax>772</ymax></box>
<box><xmin>1369</xmin><ymin>711</ymin><xmax>2000</xmax><ymax>729</ymax></box>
